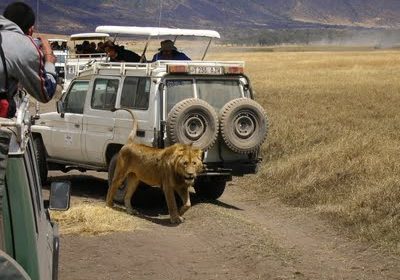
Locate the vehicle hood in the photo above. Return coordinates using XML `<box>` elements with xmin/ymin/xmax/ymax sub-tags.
<box><xmin>31</xmin><ymin>112</ymin><xmax>62</xmax><ymax>129</ymax></box>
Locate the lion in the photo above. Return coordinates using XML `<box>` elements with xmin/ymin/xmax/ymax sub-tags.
<box><xmin>106</xmin><ymin>111</ymin><xmax>203</xmax><ymax>224</ymax></box>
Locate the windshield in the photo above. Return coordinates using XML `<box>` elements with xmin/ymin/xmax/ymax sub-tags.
<box><xmin>165</xmin><ymin>78</ymin><xmax>244</xmax><ymax>112</ymax></box>
<box><xmin>165</xmin><ymin>80</ymin><xmax>194</xmax><ymax>112</ymax></box>
<box><xmin>196</xmin><ymin>80</ymin><xmax>242</xmax><ymax>110</ymax></box>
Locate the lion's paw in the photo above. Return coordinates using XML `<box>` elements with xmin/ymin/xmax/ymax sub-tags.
<box><xmin>170</xmin><ymin>216</ymin><xmax>184</xmax><ymax>224</ymax></box>
<box><xmin>106</xmin><ymin>201</ymin><xmax>114</xmax><ymax>208</ymax></box>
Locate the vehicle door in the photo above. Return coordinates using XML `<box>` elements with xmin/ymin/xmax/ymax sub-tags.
<box><xmin>49</xmin><ymin>81</ymin><xmax>88</xmax><ymax>161</ymax></box>
<box><xmin>24</xmin><ymin>139</ymin><xmax>58</xmax><ymax>280</ymax></box>
<box><xmin>114</xmin><ymin>76</ymin><xmax>153</xmax><ymax>145</ymax></box>
<box><xmin>83</xmin><ymin>77</ymin><xmax>120</xmax><ymax>165</ymax></box>
<box><xmin>0</xmin><ymin>134</ymin><xmax>56</xmax><ymax>280</ymax></box>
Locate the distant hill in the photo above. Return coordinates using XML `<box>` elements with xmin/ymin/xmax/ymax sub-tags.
<box><xmin>1</xmin><ymin>0</ymin><xmax>400</xmax><ymax>39</ymax></box>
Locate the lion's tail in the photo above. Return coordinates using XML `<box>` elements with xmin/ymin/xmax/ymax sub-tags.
<box><xmin>112</xmin><ymin>107</ymin><xmax>137</xmax><ymax>143</ymax></box>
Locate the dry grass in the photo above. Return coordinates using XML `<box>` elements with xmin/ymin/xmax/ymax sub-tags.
<box><xmin>50</xmin><ymin>202</ymin><xmax>146</xmax><ymax>236</ymax></box>
<box><xmin>208</xmin><ymin>48</ymin><xmax>400</xmax><ymax>251</ymax></box>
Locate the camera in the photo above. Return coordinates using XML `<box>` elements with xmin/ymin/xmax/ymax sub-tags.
<box><xmin>33</xmin><ymin>37</ymin><xmax>42</xmax><ymax>47</ymax></box>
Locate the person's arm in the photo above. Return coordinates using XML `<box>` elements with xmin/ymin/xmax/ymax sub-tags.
<box><xmin>151</xmin><ymin>53</ymin><xmax>158</xmax><ymax>62</ymax></box>
<box><xmin>12</xmin><ymin>35</ymin><xmax>57</xmax><ymax>103</ymax></box>
<box><xmin>38</xmin><ymin>35</ymin><xmax>57</xmax><ymax>100</ymax></box>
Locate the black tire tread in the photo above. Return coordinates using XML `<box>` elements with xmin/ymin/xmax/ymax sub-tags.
<box><xmin>167</xmin><ymin>98</ymin><xmax>218</xmax><ymax>150</ymax></box>
<box><xmin>194</xmin><ymin>178</ymin><xmax>226</xmax><ymax>200</ymax></box>
<box><xmin>220</xmin><ymin>98</ymin><xmax>268</xmax><ymax>154</ymax></box>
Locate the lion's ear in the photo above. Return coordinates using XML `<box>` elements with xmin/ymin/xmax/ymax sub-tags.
<box><xmin>194</xmin><ymin>148</ymin><xmax>203</xmax><ymax>160</ymax></box>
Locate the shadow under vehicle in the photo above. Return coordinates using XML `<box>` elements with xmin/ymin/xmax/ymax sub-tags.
<box><xmin>0</xmin><ymin>94</ymin><xmax>71</xmax><ymax>280</ymax></box>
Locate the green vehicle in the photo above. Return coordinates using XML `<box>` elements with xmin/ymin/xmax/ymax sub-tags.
<box><xmin>0</xmin><ymin>95</ymin><xmax>70</xmax><ymax>280</ymax></box>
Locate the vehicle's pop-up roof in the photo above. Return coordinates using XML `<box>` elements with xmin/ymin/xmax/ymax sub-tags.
<box><xmin>49</xmin><ymin>38</ymin><xmax>68</xmax><ymax>42</ymax></box>
<box><xmin>95</xmin><ymin>26</ymin><xmax>220</xmax><ymax>60</ymax></box>
<box><xmin>70</xmin><ymin>32</ymin><xmax>110</xmax><ymax>41</ymax></box>
<box><xmin>95</xmin><ymin>26</ymin><xmax>220</xmax><ymax>38</ymax></box>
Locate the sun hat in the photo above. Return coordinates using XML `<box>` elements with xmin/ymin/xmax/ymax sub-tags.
<box><xmin>159</xmin><ymin>40</ymin><xmax>177</xmax><ymax>51</ymax></box>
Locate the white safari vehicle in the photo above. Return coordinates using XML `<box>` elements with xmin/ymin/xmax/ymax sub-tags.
<box><xmin>63</xmin><ymin>32</ymin><xmax>109</xmax><ymax>90</ymax></box>
<box><xmin>48</xmin><ymin>38</ymin><xmax>69</xmax><ymax>83</ymax></box>
<box><xmin>31</xmin><ymin>26</ymin><xmax>269</xmax><ymax>199</ymax></box>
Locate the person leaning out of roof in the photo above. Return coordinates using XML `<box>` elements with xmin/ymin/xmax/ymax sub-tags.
<box><xmin>0</xmin><ymin>1</ymin><xmax>57</xmax><ymax>118</ymax></box>
<box><xmin>151</xmin><ymin>40</ymin><xmax>191</xmax><ymax>62</ymax></box>
<box><xmin>103</xmin><ymin>40</ymin><xmax>142</xmax><ymax>63</ymax></box>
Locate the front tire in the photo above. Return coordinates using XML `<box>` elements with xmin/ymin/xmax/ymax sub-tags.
<box><xmin>33</xmin><ymin>136</ymin><xmax>48</xmax><ymax>185</ymax></box>
<box><xmin>194</xmin><ymin>177</ymin><xmax>226</xmax><ymax>200</ymax></box>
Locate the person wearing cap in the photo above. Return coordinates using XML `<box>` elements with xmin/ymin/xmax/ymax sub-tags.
<box><xmin>0</xmin><ymin>1</ymin><xmax>57</xmax><ymax>118</ymax></box>
<box><xmin>151</xmin><ymin>39</ymin><xmax>191</xmax><ymax>62</ymax></box>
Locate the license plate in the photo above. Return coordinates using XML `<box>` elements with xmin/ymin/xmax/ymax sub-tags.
<box><xmin>188</xmin><ymin>66</ymin><xmax>223</xmax><ymax>75</ymax></box>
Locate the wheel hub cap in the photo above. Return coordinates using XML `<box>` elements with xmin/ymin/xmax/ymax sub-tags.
<box><xmin>234</xmin><ymin>112</ymin><xmax>255</xmax><ymax>139</ymax></box>
<box><xmin>184</xmin><ymin>114</ymin><xmax>205</xmax><ymax>140</ymax></box>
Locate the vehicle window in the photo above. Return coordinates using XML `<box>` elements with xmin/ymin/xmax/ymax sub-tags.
<box><xmin>64</xmin><ymin>81</ymin><xmax>89</xmax><ymax>114</ymax></box>
<box><xmin>196</xmin><ymin>80</ymin><xmax>242</xmax><ymax>110</ymax></box>
<box><xmin>120</xmin><ymin>77</ymin><xmax>150</xmax><ymax>110</ymax></box>
<box><xmin>91</xmin><ymin>79</ymin><xmax>119</xmax><ymax>111</ymax></box>
<box><xmin>27</xmin><ymin>140</ymin><xmax>43</xmax><ymax>213</ymax></box>
<box><xmin>165</xmin><ymin>80</ymin><xmax>194</xmax><ymax>112</ymax></box>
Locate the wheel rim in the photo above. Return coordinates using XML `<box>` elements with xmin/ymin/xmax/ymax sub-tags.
<box><xmin>184</xmin><ymin>114</ymin><xmax>206</xmax><ymax>141</ymax></box>
<box><xmin>233</xmin><ymin>111</ymin><xmax>256</xmax><ymax>139</ymax></box>
<box><xmin>167</xmin><ymin>98</ymin><xmax>219</xmax><ymax>150</ymax></box>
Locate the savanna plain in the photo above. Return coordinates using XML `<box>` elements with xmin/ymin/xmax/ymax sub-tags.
<box><xmin>47</xmin><ymin>45</ymin><xmax>400</xmax><ymax>279</ymax></box>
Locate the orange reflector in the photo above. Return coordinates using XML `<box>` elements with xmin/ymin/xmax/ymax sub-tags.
<box><xmin>167</xmin><ymin>65</ymin><xmax>188</xmax><ymax>73</ymax></box>
<box><xmin>225</xmin><ymin>66</ymin><xmax>244</xmax><ymax>74</ymax></box>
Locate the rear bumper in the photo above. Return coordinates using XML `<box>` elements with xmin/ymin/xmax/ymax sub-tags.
<box><xmin>202</xmin><ymin>159</ymin><xmax>260</xmax><ymax>177</ymax></box>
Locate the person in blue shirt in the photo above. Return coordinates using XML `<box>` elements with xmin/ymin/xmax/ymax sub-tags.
<box><xmin>151</xmin><ymin>40</ymin><xmax>190</xmax><ymax>62</ymax></box>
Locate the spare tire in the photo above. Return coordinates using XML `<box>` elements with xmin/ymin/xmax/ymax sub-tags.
<box><xmin>167</xmin><ymin>98</ymin><xmax>218</xmax><ymax>150</ymax></box>
<box><xmin>220</xmin><ymin>98</ymin><xmax>268</xmax><ymax>154</ymax></box>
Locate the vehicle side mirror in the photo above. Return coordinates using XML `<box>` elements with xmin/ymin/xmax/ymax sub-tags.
<box><xmin>49</xmin><ymin>181</ymin><xmax>71</xmax><ymax>211</ymax></box>
<box><xmin>56</xmin><ymin>101</ymin><xmax>65</xmax><ymax>118</ymax></box>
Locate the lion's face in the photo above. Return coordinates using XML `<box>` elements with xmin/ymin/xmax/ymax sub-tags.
<box><xmin>174</xmin><ymin>144</ymin><xmax>203</xmax><ymax>184</ymax></box>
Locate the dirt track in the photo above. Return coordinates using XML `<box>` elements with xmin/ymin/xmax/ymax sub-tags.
<box><xmin>46</xmin><ymin>171</ymin><xmax>400</xmax><ymax>280</ymax></box>
<box><xmin>35</xmin><ymin>88</ymin><xmax>400</xmax><ymax>279</ymax></box>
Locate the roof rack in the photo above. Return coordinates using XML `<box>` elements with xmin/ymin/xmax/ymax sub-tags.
<box><xmin>78</xmin><ymin>60</ymin><xmax>245</xmax><ymax>77</ymax></box>
<box><xmin>152</xmin><ymin>60</ymin><xmax>245</xmax><ymax>67</ymax></box>
<box><xmin>79</xmin><ymin>62</ymin><xmax>152</xmax><ymax>76</ymax></box>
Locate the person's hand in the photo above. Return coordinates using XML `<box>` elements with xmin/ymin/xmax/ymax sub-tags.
<box><xmin>37</xmin><ymin>35</ymin><xmax>56</xmax><ymax>64</ymax></box>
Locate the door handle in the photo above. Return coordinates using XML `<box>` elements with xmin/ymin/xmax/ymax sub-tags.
<box><xmin>74</xmin><ymin>124</ymin><xmax>80</xmax><ymax>128</ymax></box>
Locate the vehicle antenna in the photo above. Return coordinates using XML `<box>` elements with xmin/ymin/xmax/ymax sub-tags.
<box><xmin>158</xmin><ymin>0</ymin><xmax>163</xmax><ymax>39</ymax></box>
<box><xmin>36</xmin><ymin>0</ymin><xmax>40</xmax><ymax>32</ymax></box>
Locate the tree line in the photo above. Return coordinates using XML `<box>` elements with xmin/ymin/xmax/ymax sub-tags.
<box><xmin>223</xmin><ymin>28</ymin><xmax>400</xmax><ymax>47</ymax></box>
